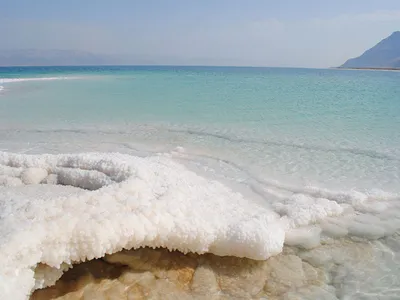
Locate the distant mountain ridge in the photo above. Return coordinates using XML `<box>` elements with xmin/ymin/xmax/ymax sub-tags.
<box><xmin>0</xmin><ymin>49</ymin><xmax>115</xmax><ymax>66</ymax></box>
<box><xmin>341</xmin><ymin>31</ymin><xmax>400</xmax><ymax>69</ymax></box>
<box><xmin>0</xmin><ymin>49</ymin><xmax>168</xmax><ymax>66</ymax></box>
<box><xmin>0</xmin><ymin>49</ymin><xmax>245</xmax><ymax>67</ymax></box>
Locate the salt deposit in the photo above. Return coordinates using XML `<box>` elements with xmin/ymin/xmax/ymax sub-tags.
<box><xmin>0</xmin><ymin>151</ymin><xmax>284</xmax><ymax>299</ymax></box>
<box><xmin>1</xmin><ymin>150</ymin><xmax>400</xmax><ymax>299</ymax></box>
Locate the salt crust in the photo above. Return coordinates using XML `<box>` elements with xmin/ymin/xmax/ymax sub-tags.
<box><xmin>0</xmin><ymin>151</ymin><xmax>398</xmax><ymax>299</ymax></box>
<box><xmin>0</xmin><ymin>152</ymin><xmax>284</xmax><ymax>299</ymax></box>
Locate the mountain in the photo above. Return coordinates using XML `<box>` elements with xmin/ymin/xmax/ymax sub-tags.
<box><xmin>340</xmin><ymin>31</ymin><xmax>400</xmax><ymax>69</ymax></box>
<box><xmin>0</xmin><ymin>49</ymin><xmax>117</xmax><ymax>66</ymax></box>
<box><xmin>0</xmin><ymin>49</ymin><xmax>252</xmax><ymax>67</ymax></box>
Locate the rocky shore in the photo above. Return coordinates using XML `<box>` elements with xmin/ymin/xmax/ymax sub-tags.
<box><xmin>31</xmin><ymin>246</ymin><xmax>329</xmax><ymax>300</ymax></box>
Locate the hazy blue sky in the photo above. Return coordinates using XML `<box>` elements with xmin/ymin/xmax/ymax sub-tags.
<box><xmin>1</xmin><ymin>0</ymin><xmax>400</xmax><ymax>67</ymax></box>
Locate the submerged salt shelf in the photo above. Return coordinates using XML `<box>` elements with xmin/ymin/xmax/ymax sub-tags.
<box><xmin>31</xmin><ymin>239</ymin><xmax>400</xmax><ymax>299</ymax></box>
<box><xmin>1</xmin><ymin>150</ymin><xmax>400</xmax><ymax>299</ymax></box>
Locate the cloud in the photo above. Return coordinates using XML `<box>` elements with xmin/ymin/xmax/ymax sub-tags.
<box><xmin>1</xmin><ymin>10</ymin><xmax>400</xmax><ymax>67</ymax></box>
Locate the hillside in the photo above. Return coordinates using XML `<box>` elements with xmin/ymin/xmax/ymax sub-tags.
<box><xmin>341</xmin><ymin>31</ymin><xmax>400</xmax><ymax>69</ymax></box>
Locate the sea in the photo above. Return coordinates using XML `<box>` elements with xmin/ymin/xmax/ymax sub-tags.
<box><xmin>1</xmin><ymin>66</ymin><xmax>400</xmax><ymax>299</ymax></box>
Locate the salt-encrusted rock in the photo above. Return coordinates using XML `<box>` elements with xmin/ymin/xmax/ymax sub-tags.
<box><xmin>105</xmin><ymin>248</ymin><xmax>198</xmax><ymax>289</ymax></box>
<box><xmin>1</xmin><ymin>150</ymin><xmax>398</xmax><ymax>300</ymax></box>
<box><xmin>31</xmin><ymin>243</ymin><xmax>381</xmax><ymax>300</ymax></box>
<box><xmin>55</xmin><ymin>168</ymin><xmax>112</xmax><ymax>190</ymax></box>
<box><xmin>264</xmin><ymin>255</ymin><xmax>306</xmax><ymax>295</ymax></box>
<box><xmin>0</xmin><ymin>175</ymin><xmax>23</xmax><ymax>187</ymax></box>
<box><xmin>0</xmin><ymin>165</ymin><xmax>23</xmax><ymax>177</ymax></box>
<box><xmin>0</xmin><ymin>151</ymin><xmax>285</xmax><ymax>300</ymax></box>
<box><xmin>191</xmin><ymin>264</ymin><xmax>219</xmax><ymax>295</ymax></box>
<box><xmin>41</xmin><ymin>174</ymin><xmax>58</xmax><ymax>185</ymax></box>
<box><xmin>21</xmin><ymin>168</ymin><xmax>48</xmax><ymax>185</ymax></box>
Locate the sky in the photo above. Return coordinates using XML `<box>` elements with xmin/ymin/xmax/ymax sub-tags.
<box><xmin>1</xmin><ymin>0</ymin><xmax>400</xmax><ymax>67</ymax></box>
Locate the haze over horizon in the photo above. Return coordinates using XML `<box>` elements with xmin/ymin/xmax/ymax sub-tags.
<box><xmin>1</xmin><ymin>0</ymin><xmax>400</xmax><ymax>68</ymax></box>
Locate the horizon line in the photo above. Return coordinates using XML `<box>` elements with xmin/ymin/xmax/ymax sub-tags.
<box><xmin>0</xmin><ymin>64</ymin><xmax>336</xmax><ymax>70</ymax></box>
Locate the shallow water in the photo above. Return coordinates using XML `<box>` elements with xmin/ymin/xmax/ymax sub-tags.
<box><xmin>1</xmin><ymin>66</ymin><xmax>400</xmax><ymax>299</ymax></box>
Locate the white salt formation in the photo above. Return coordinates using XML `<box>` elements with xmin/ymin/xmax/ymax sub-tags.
<box><xmin>0</xmin><ymin>151</ymin><xmax>400</xmax><ymax>299</ymax></box>
<box><xmin>20</xmin><ymin>168</ymin><xmax>48</xmax><ymax>185</ymax></box>
<box><xmin>0</xmin><ymin>151</ymin><xmax>284</xmax><ymax>300</ymax></box>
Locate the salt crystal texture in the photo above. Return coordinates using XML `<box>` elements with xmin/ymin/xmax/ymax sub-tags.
<box><xmin>0</xmin><ymin>151</ymin><xmax>285</xmax><ymax>299</ymax></box>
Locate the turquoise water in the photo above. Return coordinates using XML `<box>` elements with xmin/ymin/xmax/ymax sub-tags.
<box><xmin>1</xmin><ymin>66</ymin><xmax>400</xmax><ymax>299</ymax></box>
<box><xmin>1</xmin><ymin>67</ymin><xmax>400</xmax><ymax>132</ymax></box>
<box><xmin>1</xmin><ymin>66</ymin><xmax>400</xmax><ymax>191</ymax></box>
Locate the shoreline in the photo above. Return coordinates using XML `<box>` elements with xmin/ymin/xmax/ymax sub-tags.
<box><xmin>333</xmin><ymin>67</ymin><xmax>400</xmax><ymax>72</ymax></box>
<box><xmin>30</xmin><ymin>240</ymin><xmax>376</xmax><ymax>300</ymax></box>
